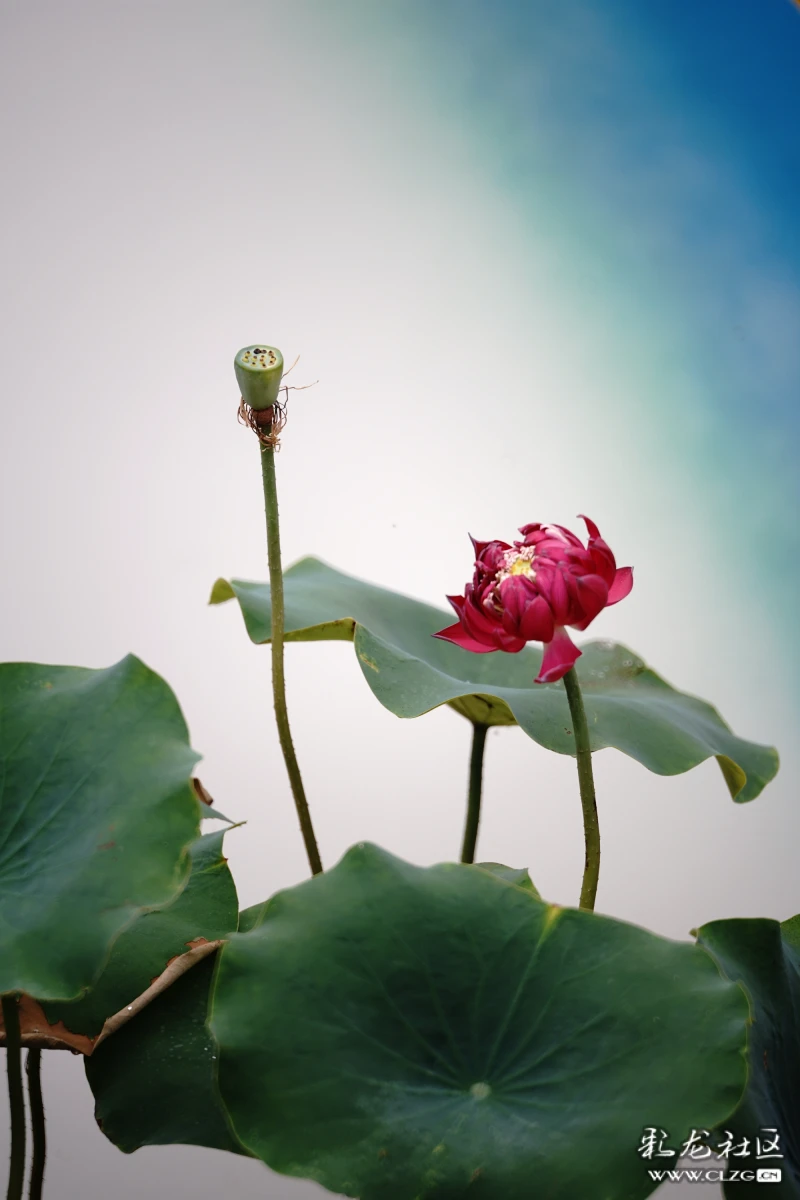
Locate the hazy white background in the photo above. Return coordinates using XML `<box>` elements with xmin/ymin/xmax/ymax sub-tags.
<box><xmin>1</xmin><ymin>2</ymin><xmax>795</xmax><ymax>1196</ymax></box>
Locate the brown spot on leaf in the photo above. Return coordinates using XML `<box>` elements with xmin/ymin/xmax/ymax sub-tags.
<box><xmin>93</xmin><ymin>938</ymin><xmax>224</xmax><ymax>1051</ymax></box>
<box><xmin>192</xmin><ymin>777</ymin><xmax>215</xmax><ymax>807</ymax></box>
<box><xmin>156</xmin><ymin>936</ymin><xmax>216</xmax><ymax>982</ymax></box>
<box><xmin>0</xmin><ymin>994</ymin><xmax>94</xmax><ymax>1055</ymax></box>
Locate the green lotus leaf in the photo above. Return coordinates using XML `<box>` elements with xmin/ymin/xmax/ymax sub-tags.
<box><xmin>237</xmin><ymin>901</ymin><xmax>268</xmax><ymax>933</ymax></box>
<box><xmin>210</xmin><ymin>558</ymin><xmax>778</xmax><ymax>802</ymax></box>
<box><xmin>201</xmin><ymin>804</ymin><xmax>234</xmax><ymax>822</ymax></box>
<box><xmin>43</xmin><ymin>830</ymin><xmax>238</xmax><ymax>1038</ymax></box>
<box><xmin>86</xmin><ymin>952</ymin><xmax>248</xmax><ymax>1156</ymax></box>
<box><xmin>0</xmin><ymin>657</ymin><xmax>200</xmax><ymax>999</ymax></box>
<box><xmin>474</xmin><ymin>861</ymin><xmax>540</xmax><ymax>898</ymax></box>
<box><xmin>210</xmin><ymin>842</ymin><xmax>747</xmax><ymax>1200</ymax></box>
<box><xmin>697</xmin><ymin>916</ymin><xmax>800</xmax><ymax>1197</ymax></box>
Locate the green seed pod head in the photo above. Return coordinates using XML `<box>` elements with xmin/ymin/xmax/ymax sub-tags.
<box><xmin>234</xmin><ymin>345</ymin><xmax>284</xmax><ymax>411</ymax></box>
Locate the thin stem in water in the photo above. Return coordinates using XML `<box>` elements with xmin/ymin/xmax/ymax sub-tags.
<box><xmin>460</xmin><ymin>722</ymin><xmax>488</xmax><ymax>864</ymax></box>
<box><xmin>562</xmin><ymin>666</ymin><xmax>600</xmax><ymax>910</ymax></box>
<box><xmin>25</xmin><ymin>1051</ymin><xmax>44</xmax><ymax>1200</ymax></box>
<box><xmin>260</xmin><ymin>442</ymin><xmax>323</xmax><ymax>876</ymax></box>
<box><xmin>2</xmin><ymin>994</ymin><xmax>25</xmax><ymax>1200</ymax></box>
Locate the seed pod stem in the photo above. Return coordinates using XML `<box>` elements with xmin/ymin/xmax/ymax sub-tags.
<box><xmin>259</xmin><ymin>420</ymin><xmax>323</xmax><ymax>877</ymax></box>
<box><xmin>234</xmin><ymin>343</ymin><xmax>322</xmax><ymax>874</ymax></box>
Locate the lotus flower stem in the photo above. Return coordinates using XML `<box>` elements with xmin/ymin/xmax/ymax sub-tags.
<box><xmin>26</xmin><ymin>1050</ymin><xmax>45</xmax><ymax>1200</ymax></box>
<box><xmin>460</xmin><ymin>722</ymin><xmax>489</xmax><ymax>864</ymax></box>
<box><xmin>562</xmin><ymin>667</ymin><xmax>600</xmax><ymax>910</ymax></box>
<box><xmin>2</xmin><ymin>994</ymin><xmax>25</xmax><ymax>1200</ymax></box>
<box><xmin>260</xmin><ymin>444</ymin><xmax>323</xmax><ymax>876</ymax></box>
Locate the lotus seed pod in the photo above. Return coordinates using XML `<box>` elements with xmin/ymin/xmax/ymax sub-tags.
<box><xmin>234</xmin><ymin>345</ymin><xmax>284</xmax><ymax>411</ymax></box>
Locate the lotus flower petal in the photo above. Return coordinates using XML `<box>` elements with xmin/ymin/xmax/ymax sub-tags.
<box><xmin>437</xmin><ymin>517</ymin><xmax>632</xmax><ymax>684</ymax></box>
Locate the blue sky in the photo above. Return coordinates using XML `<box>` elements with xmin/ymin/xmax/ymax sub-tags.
<box><xmin>362</xmin><ymin>0</ymin><xmax>800</xmax><ymax>652</ymax></box>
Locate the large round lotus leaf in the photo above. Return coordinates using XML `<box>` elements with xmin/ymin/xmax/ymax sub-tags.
<box><xmin>0</xmin><ymin>657</ymin><xmax>200</xmax><ymax>999</ymax></box>
<box><xmin>697</xmin><ymin>916</ymin><xmax>800</xmax><ymax>1197</ymax></box>
<box><xmin>86</xmin><ymin>952</ymin><xmax>248</xmax><ymax>1156</ymax></box>
<box><xmin>210</xmin><ymin>558</ymin><xmax>778</xmax><ymax>801</ymax></box>
<box><xmin>42</xmin><ymin>830</ymin><xmax>238</xmax><ymax>1039</ymax></box>
<box><xmin>474</xmin><ymin>861</ymin><xmax>540</xmax><ymax>898</ymax></box>
<box><xmin>210</xmin><ymin>843</ymin><xmax>747</xmax><ymax>1200</ymax></box>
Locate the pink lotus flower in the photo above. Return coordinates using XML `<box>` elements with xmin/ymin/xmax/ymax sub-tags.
<box><xmin>434</xmin><ymin>516</ymin><xmax>633</xmax><ymax>684</ymax></box>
